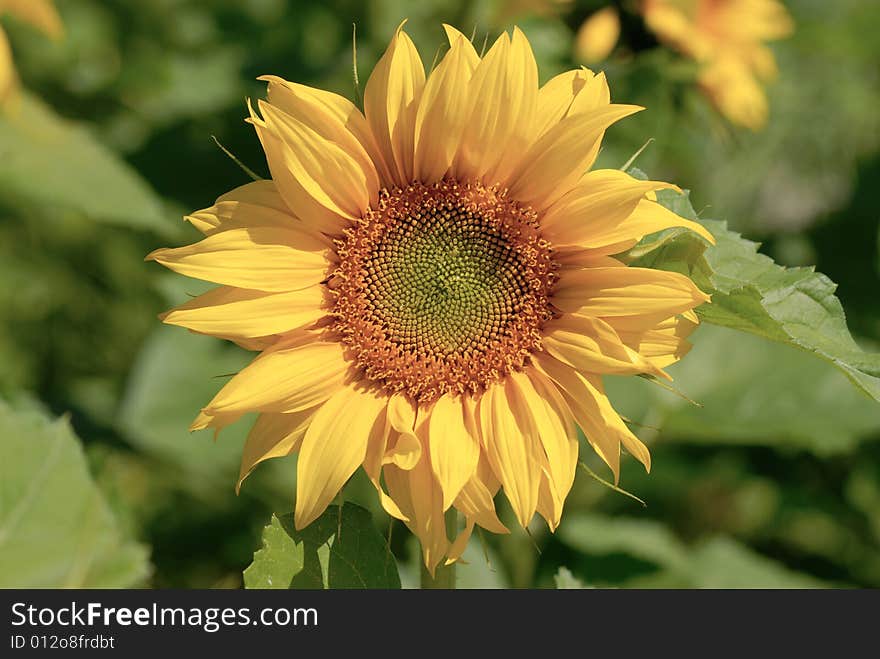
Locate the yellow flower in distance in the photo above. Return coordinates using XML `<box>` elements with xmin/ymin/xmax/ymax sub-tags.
<box><xmin>148</xmin><ymin>24</ymin><xmax>714</xmax><ymax>571</ymax></box>
<box><xmin>574</xmin><ymin>7</ymin><xmax>621</xmax><ymax>64</ymax></box>
<box><xmin>0</xmin><ymin>0</ymin><xmax>62</xmax><ymax>104</ymax></box>
<box><xmin>641</xmin><ymin>0</ymin><xmax>793</xmax><ymax>129</ymax></box>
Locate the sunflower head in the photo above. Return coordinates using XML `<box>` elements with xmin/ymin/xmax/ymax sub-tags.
<box><xmin>148</xmin><ymin>23</ymin><xmax>713</xmax><ymax>571</ymax></box>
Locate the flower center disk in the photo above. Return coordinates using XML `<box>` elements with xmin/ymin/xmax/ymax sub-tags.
<box><xmin>332</xmin><ymin>180</ymin><xmax>558</xmax><ymax>402</ymax></box>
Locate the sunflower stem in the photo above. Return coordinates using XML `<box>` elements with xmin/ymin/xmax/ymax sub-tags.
<box><xmin>419</xmin><ymin>510</ymin><xmax>458</xmax><ymax>589</ymax></box>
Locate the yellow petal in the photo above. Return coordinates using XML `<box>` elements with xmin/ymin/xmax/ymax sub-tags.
<box><xmin>534</xmin><ymin>68</ymin><xmax>592</xmax><ymax>139</ymax></box>
<box><xmin>542</xmin><ymin>169</ymin><xmax>680</xmax><ymax>244</ymax></box>
<box><xmin>184</xmin><ymin>181</ymin><xmax>320</xmax><ymax>240</ymax></box>
<box><xmin>3</xmin><ymin>0</ymin><xmax>63</xmax><ymax>39</ymax></box>
<box><xmin>201</xmin><ymin>339</ymin><xmax>348</xmax><ymax>417</ymax></box>
<box><xmin>295</xmin><ymin>386</ymin><xmax>387</xmax><ymax>528</ymax></box>
<box><xmin>508</xmin><ymin>104</ymin><xmax>643</xmax><ymax>210</ymax></box>
<box><xmin>611</xmin><ymin>312</ymin><xmax>699</xmax><ymax>369</ymax></box>
<box><xmin>146</xmin><ymin>227</ymin><xmax>329</xmax><ymax>292</ymax></box>
<box><xmin>542</xmin><ymin>313</ymin><xmax>662</xmax><ymax>377</ymax></box>
<box><xmin>257</xmin><ymin>75</ymin><xmax>396</xmax><ymax>187</ymax></box>
<box><xmin>0</xmin><ymin>28</ymin><xmax>16</xmax><ymax>106</ymax></box>
<box><xmin>259</xmin><ymin>78</ymin><xmax>380</xmax><ymax>207</ymax></box>
<box><xmin>428</xmin><ymin>394</ymin><xmax>480</xmax><ymax>511</ymax></box>
<box><xmin>535</xmin><ymin>354</ymin><xmax>651</xmax><ymax>481</ymax></box>
<box><xmin>574</xmin><ymin>7</ymin><xmax>620</xmax><ymax>64</ymax></box>
<box><xmin>553</xmin><ymin>265</ymin><xmax>711</xmax><ymax>317</ymax></box>
<box><xmin>362</xmin><ymin>395</ymin><xmax>412</xmax><ymax>522</ymax></box>
<box><xmin>189</xmin><ymin>409</ymin><xmax>243</xmax><ymax>435</ymax></box>
<box><xmin>453</xmin><ymin>475</ymin><xmax>508</xmax><ymax>535</ymax></box>
<box><xmin>384</xmin><ymin>419</ymin><xmax>450</xmax><ymax>572</ymax></box>
<box><xmin>537</xmin><ymin>473</ymin><xmax>563</xmax><ymax>531</ymax></box>
<box><xmin>161</xmin><ymin>285</ymin><xmax>325</xmax><ymax>340</ymax></box>
<box><xmin>508</xmin><ymin>370</ymin><xmax>577</xmax><ymax>523</ymax></box>
<box><xmin>453</xmin><ymin>28</ymin><xmax>538</xmax><ymax>186</ymax></box>
<box><xmin>237</xmin><ymin>409</ymin><xmax>314</xmax><ymax>492</ymax></box>
<box><xmin>412</xmin><ymin>31</ymin><xmax>478</xmax><ymax>184</ymax></box>
<box><xmin>445</xmin><ymin>520</ymin><xmax>475</xmax><ymax>565</ymax></box>
<box><xmin>257</xmin><ymin>100</ymin><xmax>373</xmax><ymax>219</ymax></box>
<box><xmin>441</xmin><ymin>24</ymin><xmax>480</xmax><ymax>63</ymax></box>
<box><xmin>698</xmin><ymin>56</ymin><xmax>769</xmax><ymax>131</ymax></box>
<box><xmin>478</xmin><ymin>382</ymin><xmax>541</xmax><ymax>528</ymax></box>
<box><xmin>247</xmin><ymin>101</ymin><xmax>351</xmax><ymax>236</ymax></box>
<box><xmin>566</xmin><ymin>69</ymin><xmax>611</xmax><ymax>116</ymax></box>
<box><xmin>364</xmin><ymin>23</ymin><xmax>425</xmax><ymax>187</ymax></box>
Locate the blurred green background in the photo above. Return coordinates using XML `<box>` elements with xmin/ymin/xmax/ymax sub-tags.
<box><xmin>0</xmin><ymin>0</ymin><xmax>878</xmax><ymax>588</ymax></box>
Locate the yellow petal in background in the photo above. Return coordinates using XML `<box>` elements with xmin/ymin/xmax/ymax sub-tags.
<box><xmin>363</xmin><ymin>23</ymin><xmax>425</xmax><ymax>186</ymax></box>
<box><xmin>574</xmin><ymin>7</ymin><xmax>621</xmax><ymax>64</ymax></box>
<box><xmin>145</xmin><ymin>227</ymin><xmax>328</xmax><ymax>292</ymax></box>
<box><xmin>295</xmin><ymin>386</ymin><xmax>387</xmax><ymax>529</ymax></box>
<box><xmin>0</xmin><ymin>28</ymin><xmax>14</xmax><ymax>105</ymax></box>
<box><xmin>1</xmin><ymin>0</ymin><xmax>63</xmax><ymax>39</ymax></box>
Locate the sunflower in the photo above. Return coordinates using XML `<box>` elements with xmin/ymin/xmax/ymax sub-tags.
<box><xmin>148</xmin><ymin>23</ymin><xmax>713</xmax><ymax>572</ymax></box>
<box><xmin>641</xmin><ymin>0</ymin><xmax>793</xmax><ymax>129</ymax></box>
<box><xmin>0</xmin><ymin>0</ymin><xmax>62</xmax><ymax>105</ymax></box>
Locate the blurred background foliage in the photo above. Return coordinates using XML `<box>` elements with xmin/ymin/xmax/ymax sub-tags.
<box><xmin>0</xmin><ymin>0</ymin><xmax>878</xmax><ymax>588</ymax></box>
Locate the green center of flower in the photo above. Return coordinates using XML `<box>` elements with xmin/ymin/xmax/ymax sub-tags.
<box><xmin>332</xmin><ymin>180</ymin><xmax>558</xmax><ymax>402</ymax></box>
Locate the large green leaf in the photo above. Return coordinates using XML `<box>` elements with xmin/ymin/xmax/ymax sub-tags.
<box><xmin>116</xmin><ymin>325</ymin><xmax>252</xmax><ymax>490</ymax></box>
<box><xmin>244</xmin><ymin>503</ymin><xmax>401</xmax><ymax>589</ymax></box>
<box><xmin>606</xmin><ymin>324</ymin><xmax>880</xmax><ymax>455</ymax></box>
<box><xmin>559</xmin><ymin>514</ymin><xmax>832</xmax><ymax>588</ymax></box>
<box><xmin>631</xmin><ymin>185</ymin><xmax>880</xmax><ymax>402</ymax></box>
<box><xmin>0</xmin><ymin>400</ymin><xmax>150</xmax><ymax>587</ymax></box>
<box><xmin>0</xmin><ymin>93</ymin><xmax>171</xmax><ymax>234</ymax></box>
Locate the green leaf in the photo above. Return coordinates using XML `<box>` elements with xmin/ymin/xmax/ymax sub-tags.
<box><xmin>0</xmin><ymin>400</ymin><xmax>150</xmax><ymax>587</ymax></box>
<box><xmin>683</xmin><ymin>537</ymin><xmax>833</xmax><ymax>588</ymax></box>
<box><xmin>244</xmin><ymin>503</ymin><xmax>401</xmax><ymax>589</ymax></box>
<box><xmin>558</xmin><ymin>514</ymin><xmax>833</xmax><ymax>588</ymax></box>
<box><xmin>116</xmin><ymin>325</ymin><xmax>252</xmax><ymax>490</ymax></box>
<box><xmin>606</xmin><ymin>324</ymin><xmax>880</xmax><ymax>455</ymax></box>
<box><xmin>632</xmin><ymin>187</ymin><xmax>880</xmax><ymax>402</ymax></box>
<box><xmin>558</xmin><ymin>513</ymin><xmax>690</xmax><ymax>573</ymax></box>
<box><xmin>0</xmin><ymin>93</ymin><xmax>171</xmax><ymax>234</ymax></box>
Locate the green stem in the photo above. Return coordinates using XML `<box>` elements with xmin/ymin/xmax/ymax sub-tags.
<box><xmin>419</xmin><ymin>510</ymin><xmax>458</xmax><ymax>589</ymax></box>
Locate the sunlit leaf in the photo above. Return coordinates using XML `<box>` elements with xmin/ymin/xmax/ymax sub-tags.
<box><xmin>0</xmin><ymin>400</ymin><xmax>150</xmax><ymax>587</ymax></box>
<box><xmin>244</xmin><ymin>503</ymin><xmax>401</xmax><ymax>589</ymax></box>
<box><xmin>630</xmin><ymin>184</ymin><xmax>880</xmax><ymax>402</ymax></box>
<box><xmin>0</xmin><ymin>93</ymin><xmax>171</xmax><ymax>234</ymax></box>
<box><xmin>607</xmin><ymin>324</ymin><xmax>880</xmax><ymax>455</ymax></box>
